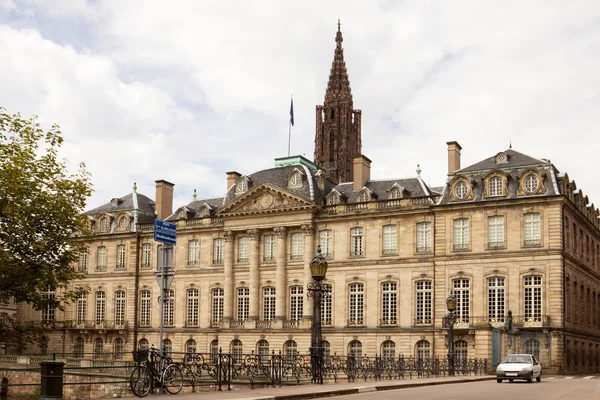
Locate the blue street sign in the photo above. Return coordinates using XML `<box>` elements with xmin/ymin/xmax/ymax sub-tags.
<box><xmin>154</xmin><ymin>219</ymin><xmax>177</xmax><ymax>245</ymax></box>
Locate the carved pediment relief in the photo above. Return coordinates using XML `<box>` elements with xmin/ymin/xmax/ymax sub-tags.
<box><xmin>220</xmin><ymin>185</ymin><xmax>314</xmax><ymax>215</ymax></box>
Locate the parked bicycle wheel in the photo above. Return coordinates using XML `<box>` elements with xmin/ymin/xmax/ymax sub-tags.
<box><xmin>130</xmin><ymin>365</ymin><xmax>152</xmax><ymax>397</ymax></box>
<box><xmin>162</xmin><ymin>364</ymin><xmax>184</xmax><ymax>395</ymax></box>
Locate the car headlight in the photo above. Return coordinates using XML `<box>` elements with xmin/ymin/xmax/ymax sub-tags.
<box><xmin>521</xmin><ymin>367</ymin><xmax>531</xmax><ymax>372</ymax></box>
<box><xmin>496</xmin><ymin>366</ymin><xmax>504</xmax><ymax>372</ymax></box>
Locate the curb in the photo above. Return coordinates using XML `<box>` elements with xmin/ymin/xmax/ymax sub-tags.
<box><xmin>261</xmin><ymin>376</ymin><xmax>496</xmax><ymax>400</ymax></box>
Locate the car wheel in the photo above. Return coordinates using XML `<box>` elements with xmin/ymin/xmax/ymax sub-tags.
<box><xmin>508</xmin><ymin>379</ymin><xmax>513</xmax><ymax>382</ymax></box>
<box><xmin>496</xmin><ymin>379</ymin><xmax>502</xmax><ymax>383</ymax></box>
<box><xmin>527</xmin><ymin>372</ymin><xmax>533</xmax><ymax>383</ymax></box>
<box><xmin>536</xmin><ymin>372</ymin><xmax>541</xmax><ymax>382</ymax></box>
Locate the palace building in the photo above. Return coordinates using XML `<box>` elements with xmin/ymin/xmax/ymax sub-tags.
<box><xmin>17</xmin><ymin>24</ymin><xmax>600</xmax><ymax>375</ymax></box>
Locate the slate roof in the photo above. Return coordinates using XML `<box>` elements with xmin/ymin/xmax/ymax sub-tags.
<box><xmin>438</xmin><ymin>148</ymin><xmax>561</xmax><ymax>205</ymax></box>
<box><xmin>85</xmin><ymin>193</ymin><xmax>155</xmax><ymax>216</ymax></box>
<box><xmin>167</xmin><ymin>197</ymin><xmax>224</xmax><ymax>221</ymax></box>
<box><xmin>331</xmin><ymin>177</ymin><xmax>433</xmax><ymax>202</ymax></box>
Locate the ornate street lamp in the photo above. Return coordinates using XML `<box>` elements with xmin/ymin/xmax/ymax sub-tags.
<box><xmin>307</xmin><ymin>245</ymin><xmax>328</xmax><ymax>384</ymax></box>
<box><xmin>444</xmin><ymin>291</ymin><xmax>458</xmax><ymax>376</ymax></box>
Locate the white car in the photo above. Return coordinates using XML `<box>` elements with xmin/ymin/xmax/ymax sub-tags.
<box><xmin>496</xmin><ymin>354</ymin><xmax>542</xmax><ymax>383</ymax></box>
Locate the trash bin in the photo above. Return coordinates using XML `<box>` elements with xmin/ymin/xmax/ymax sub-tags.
<box><xmin>40</xmin><ymin>361</ymin><xmax>64</xmax><ymax>400</ymax></box>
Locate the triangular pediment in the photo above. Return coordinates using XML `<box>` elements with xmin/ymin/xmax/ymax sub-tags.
<box><xmin>219</xmin><ymin>184</ymin><xmax>315</xmax><ymax>215</ymax></box>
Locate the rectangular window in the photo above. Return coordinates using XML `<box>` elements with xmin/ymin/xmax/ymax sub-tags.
<box><xmin>488</xmin><ymin>216</ymin><xmax>505</xmax><ymax>248</ymax></box>
<box><xmin>381</xmin><ymin>282</ymin><xmax>397</xmax><ymax>325</ymax></box>
<box><xmin>263</xmin><ymin>287</ymin><xmax>276</xmax><ymax>321</ymax></box>
<box><xmin>453</xmin><ymin>279</ymin><xmax>470</xmax><ymax>323</ymax></box>
<box><xmin>415</xmin><ymin>281</ymin><xmax>432</xmax><ymax>324</ymax></box>
<box><xmin>289</xmin><ymin>286</ymin><xmax>303</xmax><ymax>321</ymax></box>
<box><xmin>95</xmin><ymin>292</ymin><xmax>105</xmax><ymax>324</ymax></box>
<box><xmin>579</xmin><ymin>229</ymin><xmax>584</xmax><ymax>255</ymax></box>
<box><xmin>264</xmin><ymin>235</ymin><xmax>276</xmax><ymax>261</ymax></box>
<box><xmin>97</xmin><ymin>246</ymin><xmax>107</xmax><ymax>271</ymax></box>
<box><xmin>78</xmin><ymin>251</ymin><xmax>88</xmax><ymax>272</ymax></box>
<box><xmin>453</xmin><ymin>218</ymin><xmax>469</xmax><ymax>250</ymax></box>
<box><xmin>322</xmin><ymin>284</ymin><xmax>332</xmax><ymax>326</ymax></box>
<box><xmin>186</xmin><ymin>289</ymin><xmax>199</xmax><ymax>326</ymax></box>
<box><xmin>348</xmin><ymin>283</ymin><xmax>364</xmax><ymax>325</ymax></box>
<box><xmin>142</xmin><ymin>243</ymin><xmax>152</xmax><ymax>268</ymax></box>
<box><xmin>319</xmin><ymin>230</ymin><xmax>333</xmax><ymax>258</ymax></box>
<box><xmin>524</xmin><ymin>276</ymin><xmax>542</xmax><ymax>322</ymax></box>
<box><xmin>188</xmin><ymin>240</ymin><xmax>199</xmax><ymax>265</ymax></box>
<box><xmin>164</xmin><ymin>289</ymin><xmax>174</xmax><ymax>326</ymax></box>
<box><xmin>382</xmin><ymin>225</ymin><xmax>397</xmax><ymax>254</ymax></box>
<box><xmin>350</xmin><ymin>227</ymin><xmax>364</xmax><ymax>256</ymax></box>
<box><xmin>238</xmin><ymin>236</ymin><xmax>249</xmax><ymax>262</ymax></box>
<box><xmin>140</xmin><ymin>291</ymin><xmax>151</xmax><ymax>327</ymax></box>
<box><xmin>41</xmin><ymin>290</ymin><xmax>55</xmax><ymax>321</ymax></box>
<box><xmin>76</xmin><ymin>294</ymin><xmax>86</xmax><ymax>324</ymax></box>
<box><xmin>116</xmin><ymin>244</ymin><xmax>126</xmax><ymax>269</ymax></box>
<box><xmin>237</xmin><ymin>287</ymin><xmax>249</xmax><ymax>321</ymax></box>
<box><xmin>565</xmin><ymin>217</ymin><xmax>570</xmax><ymax>250</ymax></box>
<box><xmin>487</xmin><ymin>278</ymin><xmax>505</xmax><ymax>322</ymax></box>
<box><xmin>290</xmin><ymin>233</ymin><xmax>304</xmax><ymax>260</ymax></box>
<box><xmin>115</xmin><ymin>291</ymin><xmax>126</xmax><ymax>325</ymax></box>
<box><xmin>524</xmin><ymin>213</ymin><xmax>541</xmax><ymax>246</ymax></box>
<box><xmin>212</xmin><ymin>288</ymin><xmax>224</xmax><ymax>323</ymax></box>
<box><xmin>213</xmin><ymin>238</ymin><xmax>224</xmax><ymax>264</ymax></box>
<box><xmin>416</xmin><ymin>222</ymin><xmax>432</xmax><ymax>252</ymax></box>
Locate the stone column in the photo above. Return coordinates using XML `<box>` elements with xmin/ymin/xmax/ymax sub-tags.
<box><xmin>274</xmin><ymin>227</ymin><xmax>287</xmax><ymax>323</ymax></box>
<box><xmin>223</xmin><ymin>231</ymin><xmax>234</xmax><ymax>325</ymax></box>
<box><xmin>302</xmin><ymin>224</ymin><xmax>314</xmax><ymax>322</ymax></box>
<box><xmin>248</xmin><ymin>229</ymin><xmax>260</xmax><ymax>322</ymax></box>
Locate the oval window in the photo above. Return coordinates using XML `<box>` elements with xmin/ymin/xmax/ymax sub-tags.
<box><xmin>455</xmin><ymin>181</ymin><xmax>468</xmax><ymax>199</ymax></box>
<box><xmin>524</xmin><ymin>174</ymin><xmax>538</xmax><ymax>193</ymax></box>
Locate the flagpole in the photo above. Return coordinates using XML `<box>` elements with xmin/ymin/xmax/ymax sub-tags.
<box><xmin>288</xmin><ymin>95</ymin><xmax>293</xmax><ymax>157</ymax></box>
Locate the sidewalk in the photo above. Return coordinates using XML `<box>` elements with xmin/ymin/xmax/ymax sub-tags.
<box><xmin>152</xmin><ymin>375</ymin><xmax>495</xmax><ymax>400</ymax></box>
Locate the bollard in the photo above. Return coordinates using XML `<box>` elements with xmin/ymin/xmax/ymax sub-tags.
<box><xmin>40</xmin><ymin>361</ymin><xmax>65</xmax><ymax>400</ymax></box>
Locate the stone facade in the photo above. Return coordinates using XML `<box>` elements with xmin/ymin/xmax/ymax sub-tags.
<box><xmin>15</xmin><ymin>24</ymin><xmax>600</xmax><ymax>376</ymax></box>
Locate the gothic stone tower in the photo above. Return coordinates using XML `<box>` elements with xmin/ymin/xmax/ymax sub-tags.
<box><xmin>314</xmin><ymin>22</ymin><xmax>362</xmax><ymax>183</ymax></box>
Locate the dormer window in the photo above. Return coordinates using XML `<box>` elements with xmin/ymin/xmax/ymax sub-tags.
<box><xmin>389</xmin><ymin>187</ymin><xmax>403</xmax><ymax>199</ymax></box>
<box><xmin>99</xmin><ymin>217</ymin><xmax>109</xmax><ymax>233</ymax></box>
<box><xmin>524</xmin><ymin>174</ymin><xmax>539</xmax><ymax>193</ymax></box>
<box><xmin>495</xmin><ymin>152</ymin><xmax>508</xmax><ymax>164</ymax></box>
<box><xmin>236</xmin><ymin>179</ymin><xmax>248</xmax><ymax>193</ymax></box>
<box><xmin>489</xmin><ymin>176</ymin><xmax>504</xmax><ymax>196</ymax></box>
<box><xmin>455</xmin><ymin>182</ymin><xmax>468</xmax><ymax>199</ymax></box>
<box><xmin>357</xmin><ymin>190</ymin><xmax>370</xmax><ymax>203</ymax></box>
<box><xmin>118</xmin><ymin>216</ymin><xmax>129</xmax><ymax>230</ymax></box>
<box><xmin>289</xmin><ymin>171</ymin><xmax>303</xmax><ymax>188</ymax></box>
<box><xmin>327</xmin><ymin>193</ymin><xmax>340</xmax><ymax>206</ymax></box>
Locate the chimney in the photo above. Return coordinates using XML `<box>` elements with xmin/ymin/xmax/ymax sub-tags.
<box><xmin>446</xmin><ymin>141</ymin><xmax>462</xmax><ymax>174</ymax></box>
<box><xmin>226</xmin><ymin>171</ymin><xmax>241</xmax><ymax>191</ymax></box>
<box><xmin>155</xmin><ymin>180</ymin><xmax>175</xmax><ymax>220</ymax></box>
<box><xmin>353</xmin><ymin>155</ymin><xmax>372</xmax><ymax>190</ymax></box>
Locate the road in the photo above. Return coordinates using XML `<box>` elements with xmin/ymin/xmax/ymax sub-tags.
<box><xmin>333</xmin><ymin>376</ymin><xmax>600</xmax><ymax>400</ymax></box>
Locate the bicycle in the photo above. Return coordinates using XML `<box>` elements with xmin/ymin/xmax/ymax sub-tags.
<box><xmin>130</xmin><ymin>346</ymin><xmax>184</xmax><ymax>397</ymax></box>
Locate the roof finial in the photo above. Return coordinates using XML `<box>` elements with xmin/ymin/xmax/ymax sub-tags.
<box><xmin>338</xmin><ymin>18</ymin><xmax>341</xmax><ymax>32</ymax></box>
<box><xmin>416</xmin><ymin>164</ymin><xmax>422</xmax><ymax>177</ymax></box>
<box><xmin>133</xmin><ymin>182</ymin><xmax>137</xmax><ymax>193</ymax></box>
<box><xmin>509</xmin><ymin>139</ymin><xmax>512</xmax><ymax>149</ymax></box>
<box><xmin>193</xmin><ymin>189</ymin><xmax>197</xmax><ymax>201</ymax></box>
<box><xmin>335</xmin><ymin>19</ymin><xmax>343</xmax><ymax>46</ymax></box>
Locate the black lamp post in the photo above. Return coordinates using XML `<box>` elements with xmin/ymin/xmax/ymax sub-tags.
<box><xmin>307</xmin><ymin>245</ymin><xmax>328</xmax><ymax>384</ymax></box>
<box><xmin>444</xmin><ymin>291</ymin><xmax>458</xmax><ymax>376</ymax></box>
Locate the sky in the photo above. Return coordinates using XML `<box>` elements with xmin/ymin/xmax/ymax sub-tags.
<box><xmin>1</xmin><ymin>0</ymin><xmax>599</xmax><ymax>211</ymax></box>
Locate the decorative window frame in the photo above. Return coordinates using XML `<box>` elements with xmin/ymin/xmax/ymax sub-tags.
<box><xmin>315</xmin><ymin>170</ymin><xmax>325</xmax><ymax>190</ymax></box>
<box><xmin>521</xmin><ymin>207</ymin><xmax>543</xmax><ymax>248</ymax></box>
<box><xmin>482</xmin><ymin>170</ymin><xmax>509</xmax><ymax>198</ymax></box>
<box><xmin>517</xmin><ymin>168</ymin><xmax>545</xmax><ymax>196</ymax></box>
<box><xmin>495</xmin><ymin>152</ymin><xmax>509</xmax><ymax>164</ymax></box>
<box><xmin>326</xmin><ymin>190</ymin><xmax>342</xmax><ymax>206</ymax></box>
<box><xmin>346</xmin><ymin>279</ymin><xmax>366</xmax><ymax>327</ymax></box>
<box><xmin>236</xmin><ymin>176</ymin><xmax>250</xmax><ymax>194</ymax></box>
<box><xmin>355</xmin><ymin>188</ymin><xmax>373</xmax><ymax>203</ymax></box>
<box><xmin>388</xmin><ymin>183</ymin><xmax>405</xmax><ymax>199</ymax></box>
<box><xmin>115</xmin><ymin>213</ymin><xmax>131</xmax><ymax>232</ymax></box>
<box><xmin>412</xmin><ymin>276</ymin><xmax>433</xmax><ymax>326</ymax></box>
<box><xmin>97</xmin><ymin>214</ymin><xmax>112</xmax><ymax>233</ymax></box>
<box><xmin>485</xmin><ymin>212</ymin><xmax>507</xmax><ymax>250</ymax></box>
<box><xmin>415</xmin><ymin>218</ymin><xmax>433</xmax><ymax>254</ymax></box>
<box><xmin>518</xmin><ymin>271</ymin><xmax>546</xmax><ymax>323</ymax></box>
<box><xmin>483</xmin><ymin>271</ymin><xmax>508</xmax><ymax>326</ymax></box>
<box><xmin>448</xmin><ymin>176</ymin><xmax>474</xmax><ymax>201</ymax></box>
<box><xmin>288</xmin><ymin>168</ymin><xmax>305</xmax><ymax>189</ymax></box>
<box><xmin>452</xmin><ymin>216</ymin><xmax>471</xmax><ymax>252</ymax></box>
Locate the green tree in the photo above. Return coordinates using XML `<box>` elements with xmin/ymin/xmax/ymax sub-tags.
<box><xmin>0</xmin><ymin>107</ymin><xmax>92</xmax><ymax>313</ymax></box>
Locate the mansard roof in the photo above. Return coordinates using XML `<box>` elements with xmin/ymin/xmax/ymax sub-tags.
<box><xmin>331</xmin><ymin>178</ymin><xmax>432</xmax><ymax>203</ymax></box>
<box><xmin>457</xmin><ymin>148</ymin><xmax>550</xmax><ymax>173</ymax></box>
<box><xmin>86</xmin><ymin>192</ymin><xmax>155</xmax><ymax>216</ymax></box>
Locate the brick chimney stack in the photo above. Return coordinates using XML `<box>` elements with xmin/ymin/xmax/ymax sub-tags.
<box><xmin>226</xmin><ymin>171</ymin><xmax>241</xmax><ymax>191</ymax></box>
<box><xmin>352</xmin><ymin>155</ymin><xmax>372</xmax><ymax>190</ymax></box>
<box><xmin>155</xmin><ymin>180</ymin><xmax>175</xmax><ymax>220</ymax></box>
<box><xmin>446</xmin><ymin>141</ymin><xmax>462</xmax><ymax>174</ymax></box>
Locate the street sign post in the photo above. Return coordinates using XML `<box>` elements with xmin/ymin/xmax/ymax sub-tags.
<box><xmin>154</xmin><ymin>220</ymin><xmax>177</xmax><ymax>245</ymax></box>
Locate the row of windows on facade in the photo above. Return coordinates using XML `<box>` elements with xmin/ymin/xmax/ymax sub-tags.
<box><xmin>452</xmin><ymin>173</ymin><xmax>542</xmax><ymax>200</ymax></box>
<box><xmin>564</xmin><ymin>278</ymin><xmax>600</xmax><ymax>328</ymax></box>
<box><xmin>564</xmin><ymin>215</ymin><xmax>600</xmax><ymax>270</ymax></box>
<box><xmin>93</xmin><ymin>215</ymin><xmax>130</xmax><ymax>233</ymax></box>
<box><xmin>44</xmin><ymin>277</ymin><xmax>544</xmax><ymax>327</ymax></box>
<box><xmin>564</xmin><ymin>340</ymin><xmax>600</xmax><ymax>371</ymax></box>
<box><xmin>77</xmin><ymin>213</ymin><xmax>542</xmax><ymax>271</ymax></box>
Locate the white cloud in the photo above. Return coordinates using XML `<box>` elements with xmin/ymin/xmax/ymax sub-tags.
<box><xmin>1</xmin><ymin>0</ymin><xmax>600</xmax><ymax>211</ymax></box>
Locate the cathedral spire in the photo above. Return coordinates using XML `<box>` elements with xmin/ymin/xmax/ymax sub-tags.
<box><xmin>325</xmin><ymin>20</ymin><xmax>352</xmax><ymax>104</ymax></box>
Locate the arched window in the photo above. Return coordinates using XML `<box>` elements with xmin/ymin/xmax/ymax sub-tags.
<box><xmin>163</xmin><ymin>339</ymin><xmax>172</xmax><ymax>358</ymax></box>
<box><xmin>381</xmin><ymin>340</ymin><xmax>395</xmax><ymax>358</ymax></box>
<box><xmin>257</xmin><ymin>340</ymin><xmax>270</xmax><ymax>366</ymax></box>
<box><xmin>348</xmin><ymin>340</ymin><xmax>362</xmax><ymax>361</ymax></box>
<box><xmin>138</xmin><ymin>338</ymin><xmax>149</xmax><ymax>350</ymax></box>
<box><xmin>94</xmin><ymin>337</ymin><xmax>103</xmax><ymax>359</ymax></box>
<box><xmin>140</xmin><ymin>290</ymin><xmax>151</xmax><ymax>327</ymax></box>
<box><xmin>327</xmin><ymin>193</ymin><xmax>340</xmax><ymax>206</ymax></box>
<box><xmin>489</xmin><ymin>176</ymin><xmax>503</xmax><ymax>196</ymax></box>
<box><xmin>231</xmin><ymin>340</ymin><xmax>243</xmax><ymax>364</ymax></box>
<box><xmin>357</xmin><ymin>190</ymin><xmax>370</xmax><ymax>203</ymax></box>
<box><xmin>389</xmin><ymin>187</ymin><xmax>403</xmax><ymax>199</ymax></box>
<box><xmin>185</xmin><ymin>339</ymin><xmax>197</xmax><ymax>355</ymax></box>
<box><xmin>416</xmin><ymin>340</ymin><xmax>430</xmax><ymax>359</ymax></box>
<box><xmin>455</xmin><ymin>340</ymin><xmax>468</xmax><ymax>364</ymax></box>
<box><xmin>522</xmin><ymin>339</ymin><xmax>540</xmax><ymax>361</ymax></box>
<box><xmin>236</xmin><ymin>179</ymin><xmax>247</xmax><ymax>193</ymax></box>
<box><xmin>283</xmin><ymin>340</ymin><xmax>297</xmax><ymax>366</ymax></box>
<box><xmin>323</xmin><ymin>340</ymin><xmax>331</xmax><ymax>364</ymax></box>
<box><xmin>114</xmin><ymin>338</ymin><xmax>124</xmax><ymax>360</ymax></box>
<box><xmin>40</xmin><ymin>337</ymin><xmax>48</xmax><ymax>356</ymax></box>
<box><xmin>186</xmin><ymin>288</ymin><xmax>199</xmax><ymax>327</ymax></box>
<box><xmin>524</xmin><ymin>174</ymin><xmax>539</xmax><ymax>193</ymax></box>
<box><xmin>210</xmin><ymin>339</ymin><xmax>219</xmax><ymax>364</ymax></box>
<box><xmin>100</xmin><ymin>217</ymin><xmax>109</xmax><ymax>233</ymax></box>
<box><xmin>115</xmin><ymin>290</ymin><xmax>126</xmax><ymax>326</ymax></box>
<box><xmin>330</xmin><ymin>109</ymin><xmax>335</xmax><ymax>120</ymax></box>
<box><xmin>74</xmin><ymin>337</ymin><xmax>85</xmax><ymax>359</ymax></box>
<box><xmin>164</xmin><ymin>289</ymin><xmax>174</xmax><ymax>327</ymax></box>
<box><xmin>329</xmin><ymin>131</ymin><xmax>335</xmax><ymax>163</ymax></box>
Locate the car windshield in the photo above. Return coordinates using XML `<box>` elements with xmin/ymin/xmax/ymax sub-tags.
<box><xmin>503</xmin><ymin>355</ymin><xmax>531</xmax><ymax>364</ymax></box>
